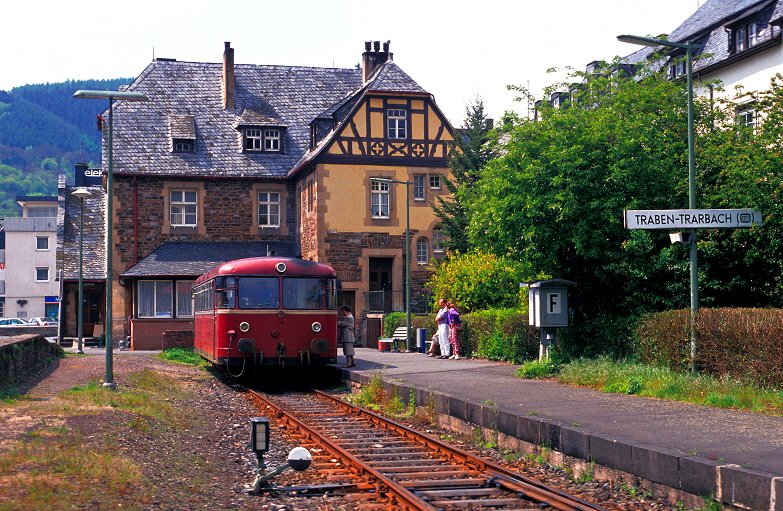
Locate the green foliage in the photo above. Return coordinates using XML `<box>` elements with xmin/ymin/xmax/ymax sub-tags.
<box><xmin>464</xmin><ymin>308</ymin><xmax>537</xmax><ymax>363</ymax></box>
<box><xmin>517</xmin><ymin>357</ymin><xmax>560</xmax><ymax>379</ymax></box>
<box><xmin>158</xmin><ymin>347</ymin><xmax>210</xmax><ymax>368</ymax></box>
<box><xmin>427</xmin><ymin>250</ymin><xmax>529</xmax><ymax>312</ymax></box>
<box><xmin>432</xmin><ymin>96</ymin><xmax>498</xmax><ymax>253</ymax></box>
<box><xmin>0</xmin><ymin>78</ymin><xmax>132</xmax><ymax>216</ymax></box>
<box><xmin>382</xmin><ymin>312</ymin><xmax>407</xmax><ymax>337</ymax></box>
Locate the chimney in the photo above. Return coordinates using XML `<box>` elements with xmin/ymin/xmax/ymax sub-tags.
<box><xmin>362</xmin><ymin>40</ymin><xmax>392</xmax><ymax>83</ymax></box>
<box><xmin>222</xmin><ymin>42</ymin><xmax>235</xmax><ymax>110</ymax></box>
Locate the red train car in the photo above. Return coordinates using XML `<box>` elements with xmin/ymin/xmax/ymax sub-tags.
<box><xmin>193</xmin><ymin>257</ymin><xmax>339</xmax><ymax>374</ymax></box>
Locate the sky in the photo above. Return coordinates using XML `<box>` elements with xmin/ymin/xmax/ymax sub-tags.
<box><xmin>1</xmin><ymin>0</ymin><xmax>701</xmax><ymax>125</ymax></box>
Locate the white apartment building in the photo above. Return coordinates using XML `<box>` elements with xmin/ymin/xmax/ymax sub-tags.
<box><xmin>2</xmin><ymin>196</ymin><xmax>60</xmax><ymax>319</ymax></box>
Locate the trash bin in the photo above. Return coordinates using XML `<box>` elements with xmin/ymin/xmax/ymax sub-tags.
<box><xmin>416</xmin><ymin>328</ymin><xmax>428</xmax><ymax>353</ymax></box>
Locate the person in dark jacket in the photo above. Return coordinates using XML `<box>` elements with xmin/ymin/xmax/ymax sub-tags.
<box><xmin>338</xmin><ymin>305</ymin><xmax>356</xmax><ymax>367</ymax></box>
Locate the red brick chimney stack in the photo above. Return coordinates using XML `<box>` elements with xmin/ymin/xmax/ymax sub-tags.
<box><xmin>223</xmin><ymin>42</ymin><xmax>235</xmax><ymax>110</ymax></box>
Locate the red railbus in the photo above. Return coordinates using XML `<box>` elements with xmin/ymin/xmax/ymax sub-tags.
<box><xmin>193</xmin><ymin>257</ymin><xmax>339</xmax><ymax>374</ymax></box>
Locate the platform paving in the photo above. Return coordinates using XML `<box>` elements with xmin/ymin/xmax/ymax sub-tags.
<box><xmin>338</xmin><ymin>348</ymin><xmax>783</xmax><ymax>510</ymax></box>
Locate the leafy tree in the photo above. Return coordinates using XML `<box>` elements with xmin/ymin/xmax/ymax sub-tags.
<box><xmin>469</xmin><ymin>60</ymin><xmax>703</xmax><ymax>355</ymax></box>
<box><xmin>432</xmin><ymin>97</ymin><xmax>496</xmax><ymax>254</ymax></box>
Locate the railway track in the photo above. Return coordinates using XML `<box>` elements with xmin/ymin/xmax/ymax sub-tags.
<box><xmin>247</xmin><ymin>388</ymin><xmax>611</xmax><ymax>511</ymax></box>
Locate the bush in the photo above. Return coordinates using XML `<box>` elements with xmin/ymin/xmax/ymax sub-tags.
<box><xmin>637</xmin><ymin>308</ymin><xmax>783</xmax><ymax>387</ymax></box>
<box><xmin>427</xmin><ymin>250</ymin><xmax>528</xmax><ymax>312</ymax></box>
<box><xmin>465</xmin><ymin>308</ymin><xmax>538</xmax><ymax>363</ymax></box>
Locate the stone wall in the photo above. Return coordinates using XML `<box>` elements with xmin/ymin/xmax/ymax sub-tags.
<box><xmin>0</xmin><ymin>335</ymin><xmax>63</xmax><ymax>388</ymax></box>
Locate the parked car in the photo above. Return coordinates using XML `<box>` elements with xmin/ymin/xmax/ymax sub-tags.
<box><xmin>0</xmin><ymin>318</ymin><xmax>29</xmax><ymax>326</ymax></box>
<box><xmin>27</xmin><ymin>317</ymin><xmax>58</xmax><ymax>326</ymax></box>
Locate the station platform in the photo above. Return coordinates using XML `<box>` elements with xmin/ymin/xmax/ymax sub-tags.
<box><xmin>337</xmin><ymin>348</ymin><xmax>783</xmax><ymax>510</ymax></box>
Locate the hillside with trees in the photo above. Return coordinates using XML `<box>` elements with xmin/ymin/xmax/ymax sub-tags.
<box><xmin>0</xmin><ymin>78</ymin><xmax>133</xmax><ymax>217</ymax></box>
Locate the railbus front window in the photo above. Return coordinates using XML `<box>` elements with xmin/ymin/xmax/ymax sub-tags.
<box><xmin>216</xmin><ymin>277</ymin><xmax>236</xmax><ymax>308</ymax></box>
<box><xmin>324</xmin><ymin>278</ymin><xmax>339</xmax><ymax>310</ymax></box>
<box><xmin>238</xmin><ymin>277</ymin><xmax>280</xmax><ymax>309</ymax></box>
<box><xmin>283</xmin><ymin>278</ymin><xmax>324</xmax><ymax>309</ymax></box>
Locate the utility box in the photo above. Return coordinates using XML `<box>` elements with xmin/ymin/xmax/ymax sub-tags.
<box><xmin>526</xmin><ymin>279</ymin><xmax>577</xmax><ymax>328</ymax></box>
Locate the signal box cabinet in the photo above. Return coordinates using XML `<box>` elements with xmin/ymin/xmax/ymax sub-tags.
<box><xmin>527</xmin><ymin>279</ymin><xmax>576</xmax><ymax>328</ymax></box>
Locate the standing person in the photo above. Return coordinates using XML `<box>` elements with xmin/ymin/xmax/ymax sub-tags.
<box><xmin>447</xmin><ymin>301</ymin><xmax>462</xmax><ymax>360</ymax></box>
<box><xmin>435</xmin><ymin>298</ymin><xmax>451</xmax><ymax>359</ymax></box>
<box><xmin>338</xmin><ymin>305</ymin><xmax>356</xmax><ymax>368</ymax></box>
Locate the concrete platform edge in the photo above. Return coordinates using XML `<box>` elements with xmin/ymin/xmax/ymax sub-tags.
<box><xmin>340</xmin><ymin>368</ymin><xmax>783</xmax><ymax>511</ymax></box>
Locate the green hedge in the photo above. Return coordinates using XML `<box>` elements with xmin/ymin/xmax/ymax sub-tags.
<box><xmin>383</xmin><ymin>309</ymin><xmax>537</xmax><ymax>363</ymax></box>
<box><xmin>636</xmin><ymin>308</ymin><xmax>783</xmax><ymax>388</ymax></box>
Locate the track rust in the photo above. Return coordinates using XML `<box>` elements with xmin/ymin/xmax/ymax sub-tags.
<box><xmin>247</xmin><ymin>387</ymin><xmax>611</xmax><ymax>511</ymax></box>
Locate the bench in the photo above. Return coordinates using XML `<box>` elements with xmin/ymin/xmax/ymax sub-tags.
<box><xmin>378</xmin><ymin>326</ymin><xmax>409</xmax><ymax>352</ymax></box>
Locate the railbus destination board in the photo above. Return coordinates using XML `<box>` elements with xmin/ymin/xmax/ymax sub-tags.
<box><xmin>624</xmin><ymin>209</ymin><xmax>762</xmax><ymax>230</ymax></box>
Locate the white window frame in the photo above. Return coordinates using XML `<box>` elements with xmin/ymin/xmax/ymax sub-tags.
<box><xmin>258</xmin><ymin>191</ymin><xmax>281</xmax><ymax>227</ymax></box>
<box><xmin>433</xmin><ymin>228</ymin><xmax>445</xmax><ymax>253</ymax></box>
<box><xmin>413</xmin><ymin>175</ymin><xmax>425</xmax><ymax>200</ymax></box>
<box><xmin>371</xmin><ymin>180</ymin><xmax>390</xmax><ymax>218</ymax></box>
<box><xmin>36</xmin><ymin>236</ymin><xmax>49</xmax><ymax>250</ymax></box>
<box><xmin>245</xmin><ymin>128</ymin><xmax>263</xmax><ymax>150</ymax></box>
<box><xmin>264</xmin><ymin>129</ymin><xmax>281</xmax><ymax>151</ymax></box>
<box><xmin>173</xmin><ymin>139</ymin><xmax>194</xmax><ymax>153</ymax></box>
<box><xmin>387</xmin><ymin>109</ymin><xmax>407</xmax><ymax>139</ymax></box>
<box><xmin>170</xmin><ymin>190</ymin><xmax>198</xmax><ymax>227</ymax></box>
<box><xmin>737</xmin><ymin>104</ymin><xmax>756</xmax><ymax>128</ymax></box>
<box><xmin>416</xmin><ymin>238</ymin><xmax>429</xmax><ymax>265</ymax></box>
<box><xmin>36</xmin><ymin>267</ymin><xmax>50</xmax><ymax>282</ymax></box>
<box><xmin>137</xmin><ymin>280</ymin><xmax>173</xmax><ymax>318</ymax></box>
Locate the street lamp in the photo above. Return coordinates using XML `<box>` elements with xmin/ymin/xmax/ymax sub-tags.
<box><xmin>72</xmin><ymin>187</ymin><xmax>91</xmax><ymax>355</ymax></box>
<box><xmin>73</xmin><ymin>90</ymin><xmax>149</xmax><ymax>388</ymax></box>
<box><xmin>618</xmin><ymin>34</ymin><xmax>701</xmax><ymax>373</ymax></box>
<box><xmin>370</xmin><ymin>177</ymin><xmax>413</xmax><ymax>351</ymax></box>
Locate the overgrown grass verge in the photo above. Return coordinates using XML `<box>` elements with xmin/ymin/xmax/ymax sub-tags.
<box><xmin>519</xmin><ymin>357</ymin><xmax>783</xmax><ymax>416</ymax></box>
<box><xmin>0</xmin><ymin>370</ymin><xmax>201</xmax><ymax>511</ymax></box>
<box><xmin>158</xmin><ymin>346</ymin><xmax>211</xmax><ymax>368</ymax></box>
<box><xmin>344</xmin><ymin>370</ymin><xmax>435</xmax><ymax>425</ymax></box>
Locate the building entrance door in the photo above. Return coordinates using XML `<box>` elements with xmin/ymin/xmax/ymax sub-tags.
<box><xmin>368</xmin><ymin>258</ymin><xmax>393</xmax><ymax>312</ymax></box>
<box><xmin>82</xmin><ymin>289</ymin><xmax>103</xmax><ymax>336</ymax></box>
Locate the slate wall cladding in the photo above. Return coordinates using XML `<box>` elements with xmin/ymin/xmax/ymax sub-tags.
<box><xmin>113</xmin><ymin>176</ymin><xmax>296</xmax><ymax>268</ymax></box>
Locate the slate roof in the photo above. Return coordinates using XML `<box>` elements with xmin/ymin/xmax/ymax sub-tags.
<box><xmin>61</xmin><ymin>185</ymin><xmax>106</xmax><ymax>281</ymax></box>
<box><xmin>121</xmin><ymin>241</ymin><xmax>298</xmax><ymax>278</ymax></box>
<box><xmin>108</xmin><ymin>56</ymin><xmax>428</xmax><ymax>179</ymax></box>
<box><xmin>622</xmin><ymin>0</ymin><xmax>783</xmax><ymax>74</ymax></box>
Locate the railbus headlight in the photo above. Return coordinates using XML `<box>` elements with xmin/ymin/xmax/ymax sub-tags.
<box><xmin>311</xmin><ymin>322</ymin><xmax>322</xmax><ymax>333</ymax></box>
<box><xmin>239</xmin><ymin>322</ymin><xmax>250</xmax><ymax>333</ymax></box>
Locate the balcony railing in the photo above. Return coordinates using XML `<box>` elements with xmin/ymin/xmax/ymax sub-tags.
<box><xmin>363</xmin><ymin>290</ymin><xmax>433</xmax><ymax>314</ymax></box>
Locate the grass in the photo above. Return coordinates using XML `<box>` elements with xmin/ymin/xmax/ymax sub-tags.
<box><xmin>545</xmin><ymin>357</ymin><xmax>783</xmax><ymax>416</ymax></box>
<box><xmin>158</xmin><ymin>346</ymin><xmax>211</xmax><ymax>368</ymax></box>
<box><xmin>344</xmin><ymin>369</ymin><xmax>435</xmax><ymax>425</ymax></box>
<box><xmin>0</xmin><ymin>370</ymin><xmax>201</xmax><ymax>511</ymax></box>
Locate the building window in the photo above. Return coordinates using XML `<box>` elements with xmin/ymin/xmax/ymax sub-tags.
<box><xmin>669</xmin><ymin>59</ymin><xmax>687</xmax><ymax>79</ymax></box>
<box><xmin>413</xmin><ymin>175</ymin><xmax>425</xmax><ymax>200</ymax></box>
<box><xmin>27</xmin><ymin>206</ymin><xmax>57</xmax><ymax>218</ymax></box>
<box><xmin>737</xmin><ymin>103</ymin><xmax>756</xmax><ymax>128</ymax></box>
<box><xmin>258</xmin><ymin>191</ymin><xmax>281</xmax><ymax>227</ymax></box>
<box><xmin>387</xmin><ymin>109</ymin><xmax>407</xmax><ymax>139</ymax></box>
<box><xmin>244</xmin><ymin>128</ymin><xmax>283</xmax><ymax>152</ymax></box>
<box><xmin>173</xmin><ymin>138</ymin><xmax>194</xmax><ymax>153</ymax></box>
<box><xmin>734</xmin><ymin>21</ymin><xmax>758</xmax><ymax>53</ymax></box>
<box><xmin>36</xmin><ymin>267</ymin><xmax>50</xmax><ymax>282</ymax></box>
<box><xmin>176</xmin><ymin>281</ymin><xmax>194</xmax><ymax>317</ymax></box>
<box><xmin>36</xmin><ymin>236</ymin><xmax>49</xmax><ymax>250</ymax></box>
<box><xmin>371</xmin><ymin>180</ymin><xmax>390</xmax><ymax>218</ymax></box>
<box><xmin>138</xmin><ymin>280</ymin><xmax>173</xmax><ymax>318</ymax></box>
<box><xmin>433</xmin><ymin>227</ymin><xmax>445</xmax><ymax>253</ymax></box>
<box><xmin>265</xmin><ymin>129</ymin><xmax>281</xmax><ymax>151</ymax></box>
<box><xmin>170</xmin><ymin>190</ymin><xmax>197</xmax><ymax>227</ymax></box>
<box><xmin>429</xmin><ymin>175</ymin><xmax>441</xmax><ymax>190</ymax></box>
<box><xmin>416</xmin><ymin>238</ymin><xmax>429</xmax><ymax>265</ymax></box>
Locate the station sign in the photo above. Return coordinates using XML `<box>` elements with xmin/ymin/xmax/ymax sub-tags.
<box><xmin>624</xmin><ymin>209</ymin><xmax>762</xmax><ymax>230</ymax></box>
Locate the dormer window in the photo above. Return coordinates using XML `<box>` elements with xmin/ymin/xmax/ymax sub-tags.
<box><xmin>387</xmin><ymin>109</ymin><xmax>407</xmax><ymax>139</ymax></box>
<box><xmin>243</xmin><ymin>127</ymin><xmax>284</xmax><ymax>153</ymax></box>
<box><xmin>169</xmin><ymin>115</ymin><xmax>196</xmax><ymax>154</ymax></box>
<box><xmin>734</xmin><ymin>21</ymin><xmax>758</xmax><ymax>53</ymax></box>
<box><xmin>173</xmin><ymin>138</ymin><xmax>194</xmax><ymax>153</ymax></box>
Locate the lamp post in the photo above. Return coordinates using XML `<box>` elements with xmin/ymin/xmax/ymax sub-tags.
<box><xmin>72</xmin><ymin>188</ymin><xmax>91</xmax><ymax>355</ymax></box>
<box><xmin>618</xmin><ymin>35</ymin><xmax>701</xmax><ymax>373</ymax></box>
<box><xmin>73</xmin><ymin>90</ymin><xmax>149</xmax><ymax>388</ymax></box>
<box><xmin>370</xmin><ymin>177</ymin><xmax>413</xmax><ymax>351</ymax></box>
